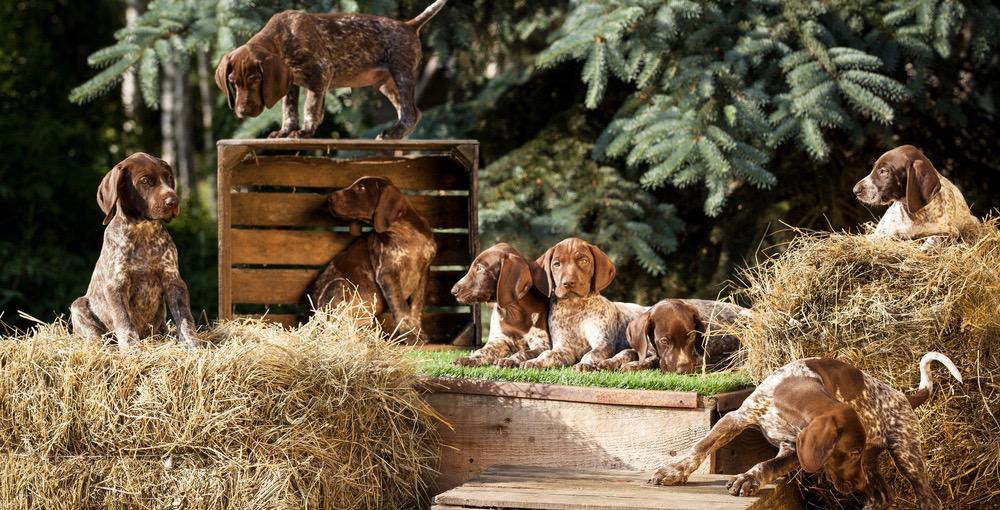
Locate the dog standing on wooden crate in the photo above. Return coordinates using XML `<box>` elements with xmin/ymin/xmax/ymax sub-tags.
<box><xmin>309</xmin><ymin>176</ymin><xmax>435</xmax><ymax>344</ymax></box>
<box><xmin>70</xmin><ymin>152</ymin><xmax>201</xmax><ymax>351</ymax></box>
<box><xmin>450</xmin><ymin>243</ymin><xmax>550</xmax><ymax>367</ymax></box>
<box><xmin>215</xmin><ymin>0</ymin><xmax>447</xmax><ymax>139</ymax></box>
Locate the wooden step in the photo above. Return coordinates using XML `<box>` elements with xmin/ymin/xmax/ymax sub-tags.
<box><xmin>431</xmin><ymin>465</ymin><xmax>802</xmax><ymax>510</ymax></box>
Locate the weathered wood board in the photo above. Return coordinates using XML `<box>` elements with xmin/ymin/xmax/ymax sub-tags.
<box><xmin>432</xmin><ymin>464</ymin><xmax>803</xmax><ymax>510</ymax></box>
<box><xmin>216</xmin><ymin>139</ymin><xmax>480</xmax><ymax>344</ymax></box>
<box><xmin>421</xmin><ymin>379</ymin><xmax>776</xmax><ymax>494</ymax></box>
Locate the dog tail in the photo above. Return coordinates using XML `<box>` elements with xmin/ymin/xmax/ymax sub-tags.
<box><xmin>407</xmin><ymin>0</ymin><xmax>447</xmax><ymax>31</ymax></box>
<box><xmin>907</xmin><ymin>352</ymin><xmax>963</xmax><ymax>408</ymax></box>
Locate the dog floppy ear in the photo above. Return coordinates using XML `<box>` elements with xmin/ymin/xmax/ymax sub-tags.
<box><xmin>215</xmin><ymin>51</ymin><xmax>235</xmax><ymax>110</ymax></box>
<box><xmin>535</xmin><ymin>247</ymin><xmax>555</xmax><ymax>297</ymax></box>
<box><xmin>588</xmin><ymin>243</ymin><xmax>616</xmax><ymax>294</ymax></box>
<box><xmin>259</xmin><ymin>52</ymin><xmax>292</xmax><ymax>109</ymax></box>
<box><xmin>689</xmin><ymin>306</ymin><xmax>706</xmax><ymax>356</ymax></box>
<box><xmin>373</xmin><ymin>183</ymin><xmax>405</xmax><ymax>233</ymax></box>
<box><xmin>906</xmin><ymin>155</ymin><xmax>942</xmax><ymax>215</ymax></box>
<box><xmin>626</xmin><ymin>312</ymin><xmax>652</xmax><ymax>361</ymax></box>
<box><xmin>796</xmin><ymin>414</ymin><xmax>840</xmax><ymax>473</ymax></box>
<box><xmin>97</xmin><ymin>163</ymin><xmax>129</xmax><ymax>225</ymax></box>
<box><xmin>497</xmin><ymin>255</ymin><xmax>533</xmax><ymax>309</ymax></box>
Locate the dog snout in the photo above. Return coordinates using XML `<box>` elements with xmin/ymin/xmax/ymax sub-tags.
<box><xmin>165</xmin><ymin>195</ymin><xmax>178</xmax><ymax>208</ymax></box>
<box><xmin>852</xmin><ymin>180</ymin><xmax>864</xmax><ymax>197</ymax></box>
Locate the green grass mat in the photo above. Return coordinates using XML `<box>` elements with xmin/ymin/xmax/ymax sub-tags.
<box><xmin>410</xmin><ymin>349</ymin><xmax>752</xmax><ymax>396</ymax></box>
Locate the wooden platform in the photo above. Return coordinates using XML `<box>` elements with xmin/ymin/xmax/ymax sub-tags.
<box><xmin>432</xmin><ymin>465</ymin><xmax>802</xmax><ymax>510</ymax></box>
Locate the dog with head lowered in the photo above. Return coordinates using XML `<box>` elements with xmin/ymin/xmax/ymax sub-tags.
<box><xmin>215</xmin><ymin>1</ymin><xmax>446</xmax><ymax>139</ymax></box>
<box><xmin>450</xmin><ymin>243</ymin><xmax>550</xmax><ymax>367</ymax></box>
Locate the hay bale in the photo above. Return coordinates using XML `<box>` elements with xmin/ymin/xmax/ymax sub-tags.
<box><xmin>0</xmin><ymin>306</ymin><xmax>442</xmax><ymax>509</ymax></box>
<box><xmin>735</xmin><ymin>223</ymin><xmax>1000</xmax><ymax>508</ymax></box>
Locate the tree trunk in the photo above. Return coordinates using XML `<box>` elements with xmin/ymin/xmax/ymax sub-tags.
<box><xmin>174</xmin><ymin>50</ymin><xmax>193</xmax><ymax>199</ymax></box>
<box><xmin>121</xmin><ymin>0</ymin><xmax>141</xmax><ymax>128</ymax></box>
<box><xmin>161</xmin><ymin>50</ymin><xmax>176</xmax><ymax>176</ymax></box>
<box><xmin>197</xmin><ymin>49</ymin><xmax>217</xmax><ymax>214</ymax></box>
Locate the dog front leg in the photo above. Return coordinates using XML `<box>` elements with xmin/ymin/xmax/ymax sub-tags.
<box><xmin>375</xmin><ymin>269</ymin><xmax>423</xmax><ymax>344</ymax></box>
<box><xmin>105</xmin><ymin>278</ymin><xmax>139</xmax><ymax>351</ymax></box>
<box><xmin>165</xmin><ymin>275</ymin><xmax>201</xmax><ymax>349</ymax></box>
<box><xmin>268</xmin><ymin>87</ymin><xmax>300</xmax><ymax>138</ymax></box>
<box><xmin>727</xmin><ymin>442</ymin><xmax>798</xmax><ymax>497</ymax></box>
<box><xmin>596</xmin><ymin>348</ymin><xmax>640</xmax><ymax>371</ymax></box>
<box><xmin>861</xmin><ymin>450</ymin><xmax>893</xmax><ymax>510</ymax></box>
<box><xmin>520</xmin><ymin>347</ymin><xmax>576</xmax><ymax>368</ymax></box>
<box><xmin>651</xmin><ymin>411</ymin><xmax>750</xmax><ymax>486</ymax></box>
<box><xmin>290</xmin><ymin>88</ymin><xmax>324</xmax><ymax>138</ymax></box>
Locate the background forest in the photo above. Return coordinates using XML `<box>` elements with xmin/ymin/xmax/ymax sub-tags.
<box><xmin>2</xmin><ymin>0</ymin><xmax>999</xmax><ymax>329</ymax></box>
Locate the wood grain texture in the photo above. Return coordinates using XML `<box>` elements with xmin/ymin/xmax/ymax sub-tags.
<box><xmin>419</xmin><ymin>377</ymin><xmax>700</xmax><ymax>408</ymax></box>
<box><xmin>217</xmin><ymin>138</ymin><xmax>479</xmax><ymax>151</ymax></box>
<box><xmin>229</xmin><ymin>268</ymin><xmax>463</xmax><ymax>305</ymax></box>
<box><xmin>229</xmin><ymin>229</ymin><xmax>470</xmax><ymax>266</ymax></box>
<box><xmin>425</xmin><ymin>392</ymin><xmax>715</xmax><ymax>495</ymax></box>
<box><xmin>230</xmin><ymin>192</ymin><xmax>469</xmax><ymax>229</ymax></box>
<box><xmin>431</xmin><ymin>465</ymin><xmax>803</xmax><ymax>510</ymax></box>
<box><xmin>230</xmin><ymin>156</ymin><xmax>469</xmax><ymax>190</ymax></box>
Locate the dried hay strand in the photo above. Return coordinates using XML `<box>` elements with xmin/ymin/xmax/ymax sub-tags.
<box><xmin>0</xmin><ymin>304</ymin><xmax>442</xmax><ymax>509</ymax></box>
<box><xmin>735</xmin><ymin>222</ymin><xmax>1000</xmax><ymax>508</ymax></box>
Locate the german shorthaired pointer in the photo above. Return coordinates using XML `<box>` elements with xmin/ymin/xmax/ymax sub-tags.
<box><xmin>450</xmin><ymin>243</ymin><xmax>550</xmax><ymax>367</ymax></box>
<box><xmin>215</xmin><ymin>0</ymin><xmax>446</xmax><ymax>139</ymax></box>
<box><xmin>651</xmin><ymin>352</ymin><xmax>963</xmax><ymax>510</ymax></box>
<box><xmin>598</xmin><ymin>298</ymin><xmax>747</xmax><ymax>373</ymax></box>
<box><xmin>70</xmin><ymin>153</ymin><xmax>201</xmax><ymax>351</ymax></box>
<box><xmin>520</xmin><ymin>237</ymin><xmax>645</xmax><ymax>370</ymax></box>
<box><xmin>853</xmin><ymin>145</ymin><xmax>980</xmax><ymax>246</ymax></box>
<box><xmin>310</xmin><ymin>176</ymin><xmax>435</xmax><ymax>344</ymax></box>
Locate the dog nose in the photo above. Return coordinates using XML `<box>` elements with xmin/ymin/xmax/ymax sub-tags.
<box><xmin>165</xmin><ymin>196</ymin><xmax>178</xmax><ymax>207</ymax></box>
<box><xmin>852</xmin><ymin>182</ymin><xmax>864</xmax><ymax>196</ymax></box>
<box><xmin>561</xmin><ymin>279</ymin><xmax>575</xmax><ymax>287</ymax></box>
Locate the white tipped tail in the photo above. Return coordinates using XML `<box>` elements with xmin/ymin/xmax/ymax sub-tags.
<box><xmin>908</xmin><ymin>352</ymin><xmax>963</xmax><ymax>408</ymax></box>
<box><xmin>407</xmin><ymin>0</ymin><xmax>447</xmax><ymax>31</ymax></box>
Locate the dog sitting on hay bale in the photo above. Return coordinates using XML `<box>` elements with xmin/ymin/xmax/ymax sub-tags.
<box><xmin>733</xmin><ymin>222</ymin><xmax>1000</xmax><ymax>509</ymax></box>
<box><xmin>0</xmin><ymin>305</ymin><xmax>441</xmax><ymax>509</ymax></box>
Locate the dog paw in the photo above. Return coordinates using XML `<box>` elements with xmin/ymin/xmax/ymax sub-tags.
<box><xmin>621</xmin><ymin>360</ymin><xmax>646</xmax><ymax>372</ymax></box>
<box><xmin>520</xmin><ymin>358</ymin><xmax>545</xmax><ymax>369</ymax></box>
<box><xmin>267</xmin><ymin>129</ymin><xmax>290</xmax><ymax>138</ymax></box>
<box><xmin>453</xmin><ymin>356</ymin><xmax>488</xmax><ymax>367</ymax></box>
<box><xmin>595</xmin><ymin>359</ymin><xmax>619</xmax><ymax>371</ymax></box>
<box><xmin>573</xmin><ymin>362</ymin><xmax>598</xmax><ymax>372</ymax></box>
<box><xmin>727</xmin><ymin>473</ymin><xmax>760</xmax><ymax>497</ymax></box>
<box><xmin>494</xmin><ymin>358</ymin><xmax>519</xmax><ymax>368</ymax></box>
<box><xmin>286</xmin><ymin>129</ymin><xmax>315</xmax><ymax>139</ymax></box>
<box><xmin>649</xmin><ymin>464</ymin><xmax>689</xmax><ymax>486</ymax></box>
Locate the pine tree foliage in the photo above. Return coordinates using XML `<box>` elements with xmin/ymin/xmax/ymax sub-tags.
<box><xmin>540</xmin><ymin>0</ymin><xmax>1000</xmax><ymax>216</ymax></box>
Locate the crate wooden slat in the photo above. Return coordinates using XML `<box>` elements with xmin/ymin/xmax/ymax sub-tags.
<box><xmin>432</xmin><ymin>465</ymin><xmax>802</xmax><ymax>510</ymax></box>
<box><xmin>218</xmin><ymin>139</ymin><xmax>480</xmax><ymax>344</ymax></box>
<box><xmin>229</xmin><ymin>230</ymin><xmax>471</xmax><ymax>266</ymax></box>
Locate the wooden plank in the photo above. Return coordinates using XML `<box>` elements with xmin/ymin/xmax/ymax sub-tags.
<box><xmin>217</xmin><ymin>138</ymin><xmax>479</xmax><ymax>151</ymax></box>
<box><xmin>230</xmin><ymin>156</ymin><xmax>469</xmax><ymax>190</ymax></box>
<box><xmin>234</xmin><ymin>311</ymin><xmax>472</xmax><ymax>338</ymax></box>
<box><xmin>217</xmin><ymin>147</ymin><xmax>239</xmax><ymax>321</ymax></box>
<box><xmin>419</xmin><ymin>377</ymin><xmax>699</xmax><ymax>409</ymax></box>
<box><xmin>230</xmin><ymin>192</ymin><xmax>469</xmax><ymax>229</ymax></box>
<box><xmin>229</xmin><ymin>268</ymin><xmax>463</xmax><ymax>305</ymax></box>
<box><xmin>712</xmin><ymin>429</ymin><xmax>778</xmax><ymax>476</ymax></box>
<box><xmin>433</xmin><ymin>466</ymin><xmax>802</xmax><ymax>510</ymax></box>
<box><xmin>425</xmin><ymin>392</ymin><xmax>714</xmax><ymax>494</ymax></box>
<box><xmin>229</xmin><ymin>229</ymin><xmax>470</xmax><ymax>266</ymax></box>
<box><xmin>715</xmin><ymin>388</ymin><xmax>754</xmax><ymax>413</ymax></box>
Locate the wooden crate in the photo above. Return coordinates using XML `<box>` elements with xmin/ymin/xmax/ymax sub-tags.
<box><xmin>419</xmin><ymin>379</ymin><xmax>777</xmax><ymax>494</ymax></box>
<box><xmin>432</xmin><ymin>464</ymin><xmax>803</xmax><ymax>510</ymax></box>
<box><xmin>217</xmin><ymin>139</ymin><xmax>480</xmax><ymax>344</ymax></box>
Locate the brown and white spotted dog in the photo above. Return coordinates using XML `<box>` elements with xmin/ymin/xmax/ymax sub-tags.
<box><xmin>450</xmin><ymin>243</ymin><xmax>550</xmax><ymax>367</ymax></box>
<box><xmin>215</xmin><ymin>0</ymin><xmax>446</xmax><ymax>139</ymax></box>
<box><xmin>598</xmin><ymin>299</ymin><xmax>747</xmax><ymax>373</ymax></box>
<box><xmin>520</xmin><ymin>237</ymin><xmax>645</xmax><ymax>370</ymax></box>
<box><xmin>853</xmin><ymin>145</ymin><xmax>980</xmax><ymax>248</ymax></box>
<box><xmin>650</xmin><ymin>352</ymin><xmax>963</xmax><ymax>510</ymax></box>
<box><xmin>70</xmin><ymin>153</ymin><xmax>201</xmax><ymax>351</ymax></box>
<box><xmin>309</xmin><ymin>176</ymin><xmax>435</xmax><ymax>344</ymax></box>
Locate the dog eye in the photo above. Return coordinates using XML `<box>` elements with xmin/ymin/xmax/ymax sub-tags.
<box><xmin>139</xmin><ymin>176</ymin><xmax>151</xmax><ymax>185</ymax></box>
<box><xmin>359</xmin><ymin>184</ymin><xmax>366</xmax><ymax>191</ymax></box>
<box><xmin>552</xmin><ymin>261</ymin><xmax>561</xmax><ymax>268</ymax></box>
<box><xmin>579</xmin><ymin>258</ymin><xmax>590</xmax><ymax>265</ymax></box>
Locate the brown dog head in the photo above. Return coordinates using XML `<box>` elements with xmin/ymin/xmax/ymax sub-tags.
<box><xmin>327</xmin><ymin>176</ymin><xmax>407</xmax><ymax>233</ymax></box>
<box><xmin>98</xmin><ymin>152</ymin><xmax>179</xmax><ymax>225</ymax></box>
<box><xmin>536</xmin><ymin>238</ymin><xmax>615</xmax><ymax>299</ymax></box>
<box><xmin>796</xmin><ymin>405</ymin><xmax>868</xmax><ymax>494</ymax></box>
<box><xmin>215</xmin><ymin>44</ymin><xmax>292</xmax><ymax>118</ymax></box>
<box><xmin>451</xmin><ymin>243</ymin><xmax>546</xmax><ymax>333</ymax></box>
<box><xmin>853</xmin><ymin>145</ymin><xmax>942</xmax><ymax>215</ymax></box>
<box><xmin>627</xmin><ymin>299</ymin><xmax>704</xmax><ymax>374</ymax></box>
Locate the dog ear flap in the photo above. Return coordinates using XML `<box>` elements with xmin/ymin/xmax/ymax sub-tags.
<box><xmin>259</xmin><ymin>53</ymin><xmax>292</xmax><ymax>109</ymax></box>
<box><xmin>497</xmin><ymin>255</ymin><xmax>533</xmax><ymax>309</ymax></box>
<box><xmin>796</xmin><ymin>415</ymin><xmax>840</xmax><ymax>473</ymax></box>
<box><xmin>373</xmin><ymin>183</ymin><xmax>405</xmax><ymax>233</ymax></box>
<box><xmin>98</xmin><ymin>163</ymin><xmax>128</xmax><ymax>225</ymax></box>
<box><xmin>588</xmin><ymin>243</ymin><xmax>616</xmax><ymax>294</ymax></box>
<box><xmin>689</xmin><ymin>305</ymin><xmax>706</xmax><ymax>356</ymax></box>
<box><xmin>215</xmin><ymin>52</ymin><xmax>235</xmax><ymax>110</ymax></box>
<box><xmin>906</xmin><ymin>155</ymin><xmax>941</xmax><ymax>215</ymax></box>
<box><xmin>535</xmin><ymin>247</ymin><xmax>555</xmax><ymax>297</ymax></box>
<box><xmin>627</xmin><ymin>312</ymin><xmax>652</xmax><ymax>361</ymax></box>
